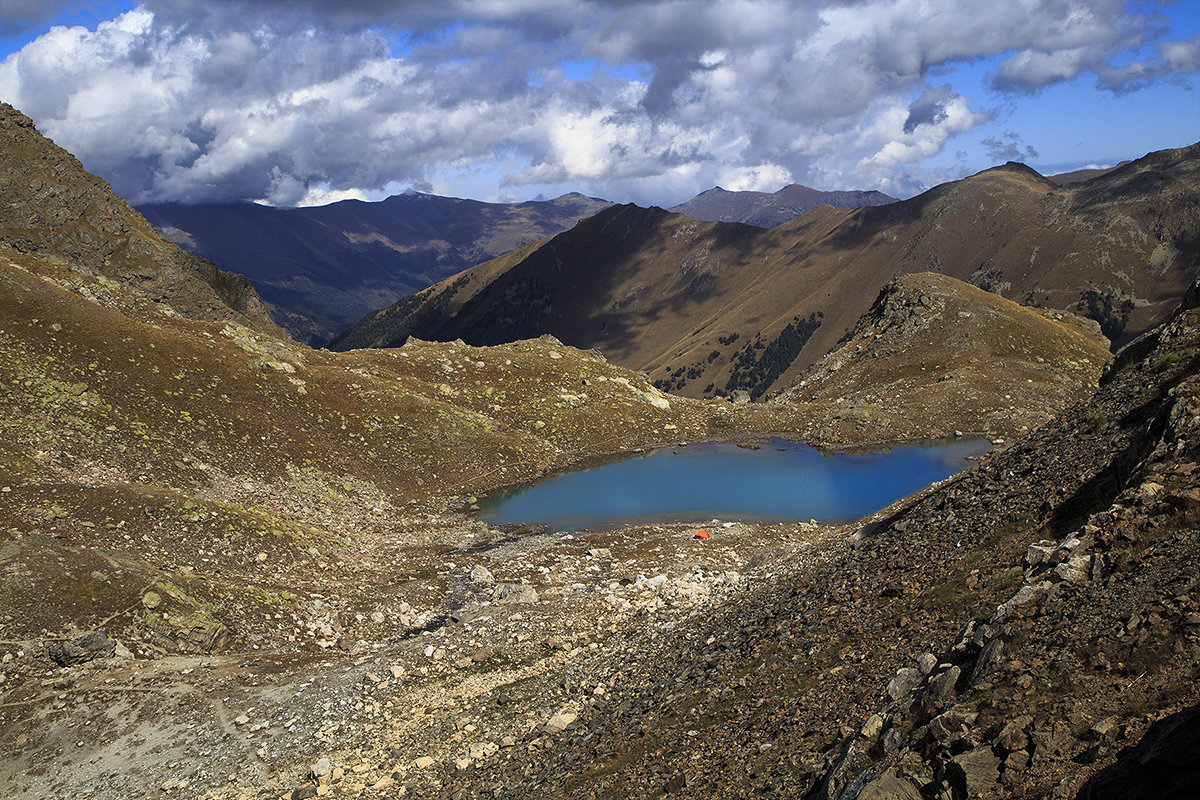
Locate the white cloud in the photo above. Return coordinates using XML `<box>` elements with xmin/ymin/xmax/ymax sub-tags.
<box><xmin>716</xmin><ymin>163</ymin><xmax>793</xmax><ymax>193</ymax></box>
<box><xmin>0</xmin><ymin>0</ymin><xmax>1192</xmax><ymax>206</ymax></box>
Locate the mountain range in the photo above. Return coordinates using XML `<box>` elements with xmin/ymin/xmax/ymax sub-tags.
<box><xmin>333</xmin><ymin>146</ymin><xmax>1200</xmax><ymax>400</ymax></box>
<box><xmin>137</xmin><ymin>192</ymin><xmax>613</xmax><ymax>344</ymax></box>
<box><xmin>669</xmin><ymin>183</ymin><xmax>897</xmax><ymax>227</ymax></box>
<box><xmin>136</xmin><ymin>184</ymin><xmax>904</xmax><ymax>346</ymax></box>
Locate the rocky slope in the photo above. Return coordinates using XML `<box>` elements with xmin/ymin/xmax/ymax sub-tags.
<box><xmin>773</xmin><ymin>272</ymin><xmax>1112</xmax><ymax>444</ymax></box>
<box><xmin>138</xmin><ymin>192</ymin><xmax>613</xmax><ymax>345</ymax></box>
<box><xmin>334</xmin><ymin>143</ymin><xmax>1200</xmax><ymax>401</ymax></box>
<box><xmin>0</xmin><ymin>103</ymin><xmax>280</xmax><ymax>337</ymax></box>
<box><xmin>409</xmin><ymin>280</ymin><xmax>1200</xmax><ymax>800</ymax></box>
<box><xmin>669</xmin><ymin>184</ymin><xmax>896</xmax><ymax>227</ymax></box>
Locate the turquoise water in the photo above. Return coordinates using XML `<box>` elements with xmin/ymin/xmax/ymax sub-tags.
<box><xmin>475</xmin><ymin>438</ymin><xmax>990</xmax><ymax>532</ymax></box>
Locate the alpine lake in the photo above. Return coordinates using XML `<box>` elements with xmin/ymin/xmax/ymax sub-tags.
<box><xmin>475</xmin><ymin>437</ymin><xmax>992</xmax><ymax>533</ymax></box>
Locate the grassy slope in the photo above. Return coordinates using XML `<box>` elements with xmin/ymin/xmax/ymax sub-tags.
<box><xmin>0</xmin><ymin>245</ymin><xmax>818</xmax><ymax>654</ymax></box>
<box><xmin>775</xmin><ymin>272</ymin><xmax>1114</xmax><ymax>443</ymax></box>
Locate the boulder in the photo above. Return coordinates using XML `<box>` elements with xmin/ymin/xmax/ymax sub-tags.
<box><xmin>920</xmin><ymin>665</ymin><xmax>961</xmax><ymax>712</ymax></box>
<box><xmin>492</xmin><ymin>583</ymin><xmax>538</xmax><ymax>605</ymax></box>
<box><xmin>469</xmin><ymin>565</ymin><xmax>495</xmax><ymax>585</ymax></box>
<box><xmin>887</xmin><ymin>667</ymin><xmax>924</xmax><ymax>701</ymax></box>
<box><xmin>858</xmin><ymin>771</ymin><xmax>924</xmax><ymax>800</ymax></box>
<box><xmin>47</xmin><ymin>631</ymin><xmax>116</xmax><ymax>667</ymax></box>
<box><xmin>1054</xmin><ymin>554</ymin><xmax>1093</xmax><ymax>584</ymax></box>
<box><xmin>949</xmin><ymin>746</ymin><xmax>1001</xmax><ymax>796</ymax></box>
<box><xmin>998</xmin><ymin>716</ymin><xmax>1032</xmax><ymax>752</ymax></box>
<box><xmin>544</xmin><ymin>710</ymin><xmax>578</xmax><ymax>734</ymax></box>
<box><xmin>929</xmin><ymin>710</ymin><xmax>970</xmax><ymax>744</ymax></box>
<box><xmin>969</xmin><ymin>637</ymin><xmax>1004</xmax><ymax>686</ymax></box>
<box><xmin>859</xmin><ymin>714</ymin><xmax>885</xmax><ymax>741</ymax></box>
<box><xmin>309</xmin><ymin>758</ymin><xmax>333</xmax><ymax>785</ymax></box>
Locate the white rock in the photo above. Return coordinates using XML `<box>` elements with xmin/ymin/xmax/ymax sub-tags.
<box><xmin>492</xmin><ymin>583</ymin><xmax>539</xmax><ymax>604</ymax></box>
<box><xmin>859</xmin><ymin>714</ymin><xmax>884</xmax><ymax>740</ymax></box>
<box><xmin>310</xmin><ymin>758</ymin><xmax>333</xmax><ymax>783</ymax></box>
<box><xmin>544</xmin><ymin>711</ymin><xmax>578</xmax><ymax>734</ymax></box>
<box><xmin>1055</xmin><ymin>554</ymin><xmax>1093</xmax><ymax>584</ymax></box>
<box><xmin>640</xmin><ymin>574</ymin><xmax>668</xmax><ymax>591</ymax></box>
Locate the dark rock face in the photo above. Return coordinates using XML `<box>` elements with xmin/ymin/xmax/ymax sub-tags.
<box><xmin>1075</xmin><ymin>704</ymin><xmax>1200</xmax><ymax>800</ymax></box>
<box><xmin>47</xmin><ymin>631</ymin><xmax>115</xmax><ymax>667</ymax></box>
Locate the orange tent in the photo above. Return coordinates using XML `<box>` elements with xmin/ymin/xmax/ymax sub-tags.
<box><xmin>694</xmin><ymin>529</ymin><xmax>710</xmax><ymax>540</ymax></box>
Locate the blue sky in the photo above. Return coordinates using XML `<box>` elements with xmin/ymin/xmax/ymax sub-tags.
<box><xmin>0</xmin><ymin>1</ymin><xmax>1196</xmax><ymax>207</ymax></box>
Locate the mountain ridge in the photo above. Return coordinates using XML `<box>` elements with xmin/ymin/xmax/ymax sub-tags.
<box><xmin>669</xmin><ymin>183</ymin><xmax>897</xmax><ymax>227</ymax></box>
<box><xmin>137</xmin><ymin>191</ymin><xmax>613</xmax><ymax>344</ymax></box>
<box><xmin>0</xmin><ymin>102</ymin><xmax>281</xmax><ymax>336</ymax></box>
<box><xmin>334</xmin><ymin>142</ymin><xmax>1200</xmax><ymax>401</ymax></box>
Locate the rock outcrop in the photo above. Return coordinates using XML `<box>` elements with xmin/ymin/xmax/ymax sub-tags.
<box><xmin>772</xmin><ymin>272</ymin><xmax>1112</xmax><ymax>443</ymax></box>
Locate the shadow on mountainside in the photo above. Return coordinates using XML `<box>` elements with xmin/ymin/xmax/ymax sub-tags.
<box><xmin>1075</xmin><ymin>702</ymin><xmax>1200</xmax><ymax>800</ymax></box>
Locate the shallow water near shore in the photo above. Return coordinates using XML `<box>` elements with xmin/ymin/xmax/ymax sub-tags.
<box><xmin>476</xmin><ymin>437</ymin><xmax>991</xmax><ymax>533</ymax></box>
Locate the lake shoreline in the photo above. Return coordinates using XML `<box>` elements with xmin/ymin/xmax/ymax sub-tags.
<box><xmin>473</xmin><ymin>435</ymin><xmax>992</xmax><ymax>533</ymax></box>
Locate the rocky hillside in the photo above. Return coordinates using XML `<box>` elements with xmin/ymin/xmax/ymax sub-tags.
<box><xmin>0</xmin><ymin>103</ymin><xmax>280</xmax><ymax>337</ymax></box>
<box><xmin>0</xmin><ymin>102</ymin><xmax>839</xmax><ymax>799</ymax></box>
<box><xmin>0</xmin><ymin>193</ymin><xmax>842</xmax><ymax>799</ymax></box>
<box><xmin>773</xmin><ymin>272</ymin><xmax>1112</xmax><ymax>444</ymax></box>
<box><xmin>415</xmin><ymin>279</ymin><xmax>1200</xmax><ymax>800</ymax></box>
<box><xmin>334</xmin><ymin>143</ymin><xmax>1199</xmax><ymax>401</ymax></box>
<box><xmin>669</xmin><ymin>183</ymin><xmax>896</xmax><ymax>227</ymax></box>
<box><xmin>138</xmin><ymin>192</ymin><xmax>612</xmax><ymax>345</ymax></box>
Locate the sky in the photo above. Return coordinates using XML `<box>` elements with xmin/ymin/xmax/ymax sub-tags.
<box><xmin>0</xmin><ymin>0</ymin><xmax>1196</xmax><ymax>208</ymax></box>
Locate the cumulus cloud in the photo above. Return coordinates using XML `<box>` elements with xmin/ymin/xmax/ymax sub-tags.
<box><xmin>903</xmin><ymin>85</ymin><xmax>955</xmax><ymax>134</ymax></box>
<box><xmin>0</xmin><ymin>0</ymin><xmax>1192</xmax><ymax>205</ymax></box>
<box><xmin>982</xmin><ymin>131</ymin><xmax>1039</xmax><ymax>163</ymax></box>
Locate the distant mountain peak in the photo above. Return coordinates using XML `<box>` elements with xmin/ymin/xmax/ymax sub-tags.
<box><xmin>138</xmin><ymin>189</ymin><xmax>615</xmax><ymax>345</ymax></box>
<box><xmin>670</xmin><ymin>183</ymin><xmax>896</xmax><ymax>227</ymax></box>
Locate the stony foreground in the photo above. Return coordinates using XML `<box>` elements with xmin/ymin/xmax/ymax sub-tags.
<box><xmin>5</xmin><ymin>293</ymin><xmax>1195</xmax><ymax>800</ymax></box>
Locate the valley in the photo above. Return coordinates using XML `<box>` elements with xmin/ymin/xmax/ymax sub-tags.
<box><xmin>138</xmin><ymin>194</ymin><xmax>614</xmax><ymax>346</ymax></box>
<box><xmin>1</xmin><ymin>98</ymin><xmax>1199</xmax><ymax>800</ymax></box>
